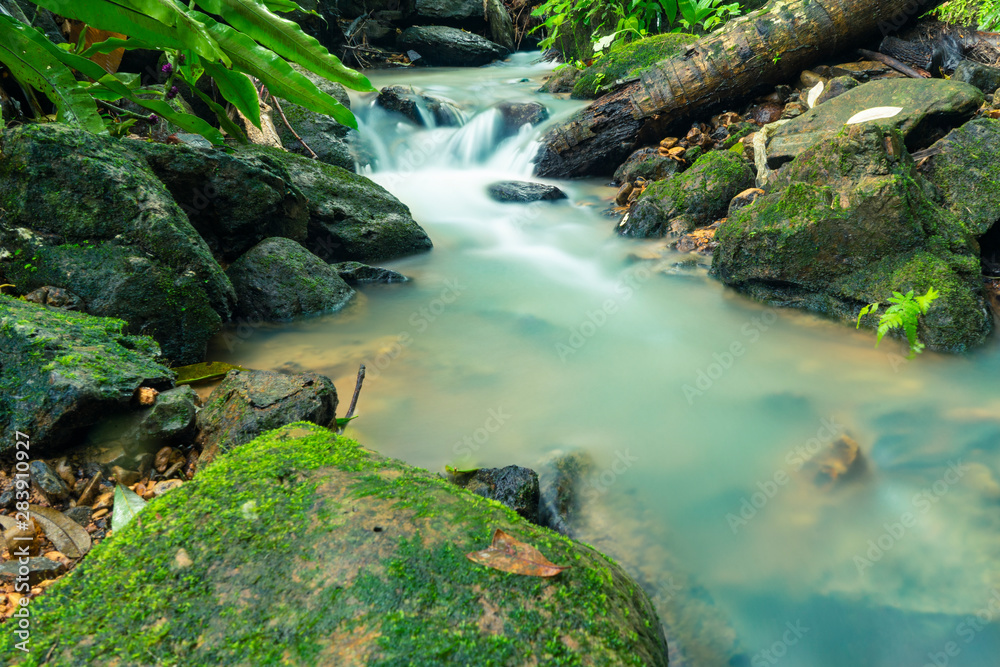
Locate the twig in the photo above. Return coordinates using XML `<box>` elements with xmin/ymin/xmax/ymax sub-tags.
<box><xmin>338</xmin><ymin>364</ymin><xmax>366</xmax><ymax>434</ymax></box>
<box><xmin>858</xmin><ymin>48</ymin><xmax>929</xmax><ymax>79</ymax></box>
<box><xmin>270</xmin><ymin>95</ymin><xmax>318</xmax><ymax>159</ymax></box>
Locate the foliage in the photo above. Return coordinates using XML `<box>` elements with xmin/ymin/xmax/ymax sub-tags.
<box><xmin>856</xmin><ymin>287</ymin><xmax>940</xmax><ymax>358</ymax></box>
<box><xmin>532</xmin><ymin>0</ymin><xmax>740</xmax><ymax>57</ymax></box>
<box><xmin>0</xmin><ymin>0</ymin><xmax>374</xmax><ymax>145</ymax></box>
<box><xmin>931</xmin><ymin>0</ymin><xmax>1000</xmax><ymax>30</ymax></box>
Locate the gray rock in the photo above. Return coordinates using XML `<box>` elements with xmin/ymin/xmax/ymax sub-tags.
<box><xmin>813</xmin><ymin>75</ymin><xmax>860</xmax><ymax>106</ymax></box>
<box><xmin>0</xmin><ymin>297</ymin><xmax>174</xmax><ymax>453</ymax></box>
<box><xmin>487</xmin><ymin>181</ymin><xmax>567</xmax><ymax>203</ymax></box>
<box><xmin>953</xmin><ymin>60</ymin><xmax>1000</xmax><ymax>95</ymax></box>
<box><xmin>64</xmin><ymin>506</ymin><xmax>93</xmax><ymax>527</ymax></box>
<box><xmin>375</xmin><ymin>86</ymin><xmax>463</xmax><ymax>127</ymax></box>
<box><xmin>30</xmin><ymin>460</ymin><xmax>70</xmax><ymax>502</ymax></box>
<box><xmin>613</xmin><ymin>147</ymin><xmax>682</xmax><ymax>185</ymax></box>
<box><xmin>452</xmin><ymin>465</ymin><xmax>540</xmax><ymax>524</ymax></box>
<box><xmin>23</xmin><ymin>286</ymin><xmax>85</xmax><ymax>310</ymax></box>
<box><xmin>333</xmin><ymin>261</ymin><xmax>410</xmax><ymax>284</ymax></box>
<box><xmin>415</xmin><ymin>0</ymin><xmax>480</xmax><ymax>23</ymax></box>
<box><xmin>0</xmin><ymin>491</ymin><xmax>13</xmax><ymax>509</ymax></box>
<box><xmin>275</xmin><ymin>100</ymin><xmax>355</xmax><ymax>171</ymax></box>
<box><xmin>0</xmin><ymin>557</ymin><xmax>63</xmax><ymax>585</ymax></box>
<box><xmin>495</xmin><ymin>101</ymin><xmax>549</xmax><ymax>137</ymax></box>
<box><xmin>621</xmin><ymin>150</ymin><xmax>755</xmax><ymax>237</ymax></box>
<box><xmin>226</xmin><ymin>237</ymin><xmax>355</xmax><ymax>321</ymax></box>
<box><xmin>196</xmin><ymin>370</ymin><xmax>338</xmax><ymax>464</ymax></box>
<box><xmin>0</xmin><ymin>124</ymin><xmax>236</xmax><ymax>364</ymax></box>
<box><xmin>398</xmin><ymin>26</ymin><xmax>509</xmax><ymax>67</ymax></box>
<box><xmin>767</xmin><ymin>79</ymin><xmax>983</xmax><ymax>167</ymax></box>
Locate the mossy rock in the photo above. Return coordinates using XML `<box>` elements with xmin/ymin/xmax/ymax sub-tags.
<box><xmin>713</xmin><ymin>124</ymin><xmax>992</xmax><ymax>352</ymax></box>
<box><xmin>1</xmin><ymin>422</ymin><xmax>669</xmax><ymax>665</ymax></box>
<box><xmin>0</xmin><ymin>124</ymin><xmax>235</xmax><ymax>364</ymax></box>
<box><xmin>572</xmin><ymin>33</ymin><xmax>696</xmax><ymax>100</ymax></box>
<box><xmin>620</xmin><ymin>150</ymin><xmax>754</xmax><ymax>238</ymax></box>
<box><xmin>613</xmin><ymin>147</ymin><xmax>681</xmax><ymax>186</ymax></box>
<box><xmin>0</xmin><ymin>295</ymin><xmax>173</xmax><ymax>453</ymax></box>
<box><xmin>242</xmin><ymin>145</ymin><xmax>434</xmax><ymax>263</ymax></box>
<box><xmin>274</xmin><ymin>100</ymin><xmax>356</xmax><ymax>171</ymax></box>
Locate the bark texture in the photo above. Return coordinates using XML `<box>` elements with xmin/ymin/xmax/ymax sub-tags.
<box><xmin>534</xmin><ymin>0</ymin><xmax>948</xmax><ymax>177</ymax></box>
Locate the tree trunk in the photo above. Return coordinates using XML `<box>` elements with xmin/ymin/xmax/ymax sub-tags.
<box><xmin>533</xmin><ymin>0</ymin><xmax>948</xmax><ymax>178</ymax></box>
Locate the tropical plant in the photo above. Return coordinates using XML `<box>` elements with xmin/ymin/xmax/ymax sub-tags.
<box><xmin>931</xmin><ymin>0</ymin><xmax>1000</xmax><ymax>30</ymax></box>
<box><xmin>0</xmin><ymin>0</ymin><xmax>374</xmax><ymax>145</ymax></box>
<box><xmin>855</xmin><ymin>287</ymin><xmax>940</xmax><ymax>359</ymax></box>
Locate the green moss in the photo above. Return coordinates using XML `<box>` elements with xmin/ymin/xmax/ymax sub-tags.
<box><xmin>573</xmin><ymin>33</ymin><xmax>696</xmax><ymax>99</ymax></box>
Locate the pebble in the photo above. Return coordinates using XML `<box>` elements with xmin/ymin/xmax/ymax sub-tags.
<box><xmin>30</xmin><ymin>460</ymin><xmax>70</xmax><ymax>501</ymax></box>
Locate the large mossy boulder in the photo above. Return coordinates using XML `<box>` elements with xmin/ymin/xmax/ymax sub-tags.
<box><xmin>0</xmin><ymin>124</ymin><xmax>235</xmax><ymax>364</ymax></box>
<box><xmin>619</xmin><ymin>150</ymin><xmax>754</xmax><ymax>238</ymax></box>
<box><xmin>572</xmin><ymin>33</ymin><xmax>695</xmax><ymax>100</ymax></box>
<box><xmin>714</xmin><ymin>124</ymin><xmax>992</xmax><ymax>352</ymax></box>
<box><xmin>2</xmin><ymin>422</ymin><xmax>668</xmax><ymax>665</ymax></box>
<box><xmin>766</xmin><ymin>79</ymin><xmax>984</xmax><ymax>166</ymax></box>
<box><xmin>128</xmin><ymin>140</ymin><xmax>310</xmax><ymax>263</ymax></box>
<box><xmin>246</xmin><ymin>146</ymin><xmax>434</xmax><ymax>263</ymax></box>
<box><xmin>274</xmin><ymin>99</ymin><xmax>356</xmax><ymax>171</ymax></box>
<box><xmin>0</xmin><ymin>296</ymin><xmax>173</xmax><ymax>453</ymax></box>
<box><xmin>226</xmin><ymin>237</ymin><xmax>355</xmax><ymax>321</ymax></box>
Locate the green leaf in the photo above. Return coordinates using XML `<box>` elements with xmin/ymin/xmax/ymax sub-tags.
<box><xmin>202</xmin><ymin>62</ymin><xmax>261</xmax><ymax>129</ymax></box>
<box><xmin>192</xmin><ymin>12</ymin><xmax>357</xmax><ymax>128</ymax></box>
<box><xmin>112</xmin><ymin>484</ymin><xmax>147</xmax><ymax>533</ymax></box>
<box><xmin>80</xmin><ymin>35</ymin><xmax>160</xmax><ymax>57</ymax></box>
<box><xmin>0</xmin><ymin>16</ymin><xmax>107</xmax><ymax>134</ymax></box>
<box><xmin>334</xmin><ymin>415</ymin><xmax>358</xmax><ymax>427</ymax></box>
<box><xmin>194</xmin><ymin>0</ymin><xmax>374</xmax><ymax>92</ymax></box>
<box><xmin>174</xmin><ymin>360</ymin><xmax>248</xmax><ymax>384</ymax></box>
<box><xmin>185</xmin><ymin>79</ymin><xmax>249</xmax><ymax>141</ymax></box>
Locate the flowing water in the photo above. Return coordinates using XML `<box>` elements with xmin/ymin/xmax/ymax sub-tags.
<box><xmin>210</xmin><ymin>54</ymin><xmax>1000</xmax><ymax>666</ymax></box>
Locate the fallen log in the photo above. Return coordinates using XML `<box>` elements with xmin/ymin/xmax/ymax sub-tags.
<box><xmin>533</xmin><ymin>0</ymin><xmax>948</xmax><ymax>178</ymax></box>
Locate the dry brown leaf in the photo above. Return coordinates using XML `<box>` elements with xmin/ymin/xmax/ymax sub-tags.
<box><xmin>28</xmin><ymin>505</ymin><xmax>92</xmax><ymax>559</ymax></box>
<box><xmin>466</xmin><ymin>529</ymin><xmax>568</xmax><ymax>577</ymax></box>
<box><xmin>136</xmin><ymin>386</ymin><xmax>159</xmax><ymax>406</ymax></box>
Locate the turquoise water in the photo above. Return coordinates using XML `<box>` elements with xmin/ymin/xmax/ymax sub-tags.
<box><xmin>211</xmin><ymin>54</ymin><xmax>1000</xmax><ymax>666</ymax></box>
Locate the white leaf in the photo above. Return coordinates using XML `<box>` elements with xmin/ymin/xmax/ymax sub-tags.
<box><xmin>806</xmin><ymin>81</ymin><xmax>824</xmax><ymax>109</ymax></box>
<box><xmin>593</xmin><ymin>32</ymin><xmax>618</xmax><ymax>52</ymax></box>
<box><xmin>846</xmin><ymin>107</ymin><xmax>903</xmax><ymax>125</ymax></box>
<box><xmin>112</xmin><ymin>485</ymin><xmax>147</xmax><ymax>533</ymax></box>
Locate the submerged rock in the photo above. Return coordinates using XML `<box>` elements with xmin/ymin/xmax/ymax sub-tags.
<box><xmin>0</xmin><ymin>422</ymin><xmax>669</xmax><ymax>665</ymax></box>
<box><xmin>332</xmin><ymin>261</ymin><xmax>410</xmax><ymax>284</ymax></box>
<box><xmin>398</xmin><ymin>26</ymin><xmax>509</xmax><ymax>67</ymax></box>
<box><xmin>487</xmin><ymin>181</ymin><xmax>567</xmax><ymax>203</ymax></box>
<box><xmin>714</xmin><ymin>124</ymin><xmax>992</xmax><ymax>352</ymax></box>
<box><xmin>495</xmin><ymin>101</ymin><xmax>549</xmax><ymax>137</ymax></box>
<box><xmin>196</xmin><ymin>370</ymin><xmax>338</xmax><ymax>465</ymax></box>
<box><xmin>0</xmin><ymin>124</ymin><xmax>235</xmax><ymax>364</ymax></box>
<box><xmin>86</xmin><ymin>385</ymin><xmax>200</xmax><ymax>453</ymax></box>
<box><xmin>538</xmin><ymin>449</ymin><xmax>595</xmax><ymax>536</ymax></box>
<box><xmin>0</xmin><ymin>296</ymin><xmax>174</xmax><ymax>453</ymax></box>
<box><xmin>452</xmin><ymin>465</ymin><xmax>540</xmax><ymax>523</ymax></box>
<box><xmin>226</xmin><ymin>237</ymin><xmax>355</xmax><ymax>321</ymax></box>
<box><xmin>766</xmin><ymin>78</ymin><xmax>983</xmax><ymax>167</ymax></box>
<box><xmin>620</xmin><ymin>150</ymin><xmax>754</xmax><ymax>237</ymax></box>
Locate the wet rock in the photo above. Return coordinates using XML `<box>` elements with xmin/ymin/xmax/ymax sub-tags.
<box><xmin>952</xmin><ymin>60</ymin><xmax>1000</xmax><ymax>95</ymax></box>
<box><xmin>483</xmin><ymin>0</ymin><xmax>515</xmax><ymax>51</ymax></box>
<box><xmin>813</xmin><ymin>75</ymin><xmax>860</xmax><ymax>106</ymax></box>
<box><xmin>0</xmin><ymin>124</ymin><xmax>236</xmax><ymax>364</ymax></box>
<box><xmin>332</xmin><ymin>261</ymin><xmax>410</xmax><ymax>284</ymax></box>
<box><xmin>806</xmin><ymin>435</ymin><xmax>866</xmax><ymax>487</ymax></box>
<box><xmin>714</xmin><ymin>123</ymin><xmax>992</xmax><ymax>352</ymax></box>
<box><xmin>30</xmin><ymin>461</ymin><xmax>71</xmax><ymax>502</ymax></box>
<box><xmin>0</xmin><ymin>490</ymin><xmax>13</xmax><ymax>509</ymax></box>
<box><xmin>6</xmin><ymin>423</ymin><xmax>668</xmax><ymax>665</ymax></box>
<box><xmin>196</xmin><ymin>370</ymin><xmax>338</xmax><ymax>465</ymax></box>
<box><xmin>799</xmin><ymin>70</ymin><xmax>827</xmax><ymax>88</ymax></box>
<box><xmin>538</xmin><ymin>65</ymin><xmax>582</xmax><ymax>94</ymax></box>
<box><xmin>620</xmin><ymin>151</ymin><xmax>754</xmax><ymax>238</ymax></box>
<box><xmin>0</xmin><ymin>297</ymin><xmax>174</xmax><ymax>454</ymax></box>
<box><xmin>727</xmin><ymin>187</ymin><xmax>764</xmax><ymax>217</ymax></box>
<box><xmin>274</xmin><ymin>98</ymin><xmax>355</xmax><ymax>171</ymax></box>
<box><xmin>85</xmin><ymin>385</ymin><xmax>199</xmax><ymax>453</ymax></box>
<box><xmin>398</xmin><ymin>26</ymin><xmax>509</xmax><ymax>67</ymax></box>
<box><xmin>375</xmin><ymin>86</ymin><xmax>463</xmax><ymax>127</ymax></box>
<box><xmin>675</xmin><ymin>221</ymin><xmax>722</xmax><ymax>254</ymax></box>
<box><xmin>920</xmin><ymin>118</ymin><xmax>1000</xmax><ymax>235</ymax></box>
<box><xmin>0</xmin><ymin>557</ymin><xmax>63</xmax><ymax>585</ymax></box>
<box><xmin>780</xmin><ymin>101</ymin><xmax>807</xmax><ymax>119</ymax></box>
<box><xmin>75</xmin><ymin>471</ymin><xmax>104</xmax><ymax>508</ymax></box>
<box><xmin>243</xmin><ymin>146</ymin><xmax>433</xmax><ymax>264</ymax></box>
<box><xmin>766</xmin><ymin>79</ymin><xmax>983</xmax><ymax>167</ymax></box>
<box><xmin>538</xmin><ymin>449</ymin><xmax>595</xmax><ymax>535</ymax></box>
<box><xmin>453</xmin><ymin>465</ymin><xmax>540</xmax><ymax>524</ymax></box>
<box><xmin>495</xmin><ymin>101</ymin><xmax>549</xmax><ymax>137</ymax></box>
<box><xmin>64</xmin><ymin>506</ymin><xmax>93</xmax><ymax>527</ymax></box>
<box><xmin>23</xmin><ymin>286</ymin><xmax>84</xmax><ymax>310</ymax></box>
<box><xmin>226</xmin><ymin>237</ymin><xmax>355</xmax><ymax>321</ymax></box>
<box><xmin>111</xmin><ymin>466</ymin><xmax>140</xmax><ymax>487</ymax></box>
<box><xmin>128</xmin><ymin>140</ymin><xmax>310</xmax><ymax>263</ymax></box>
<box><xmin>415</xmin><ymin>0</ymin><xmax>481</xmax><ymax>24</ymax></box>
<box><xmin>613</xmin><ymin>147</ymin><xmax>682</xmax><ymax>185</ymax></box>
<box><xmin>746</xmin><ymin>101</ymin><xmax>784</xmax><ymax>125</ymax></box>
<box><xmin>829</xmin><ymin>60</ymin><xmax>892</xmax><ymax>81</ymax></box>
<box><xmin>486</xmin><ymin>181</ymin><xmax>567</xmax><ymax>203</ymax></box>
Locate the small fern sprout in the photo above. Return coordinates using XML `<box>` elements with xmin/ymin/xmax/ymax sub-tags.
<box><xmin>856</xmin><ymin>287</ymin><xmax>940</xmax><ymax>359</ymax></box>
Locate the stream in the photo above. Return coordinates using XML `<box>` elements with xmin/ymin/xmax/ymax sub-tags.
<box><xmin>210</xmin><ymin>53</ymin><xmax>1000</xmax><ymax>666</ymax></box>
